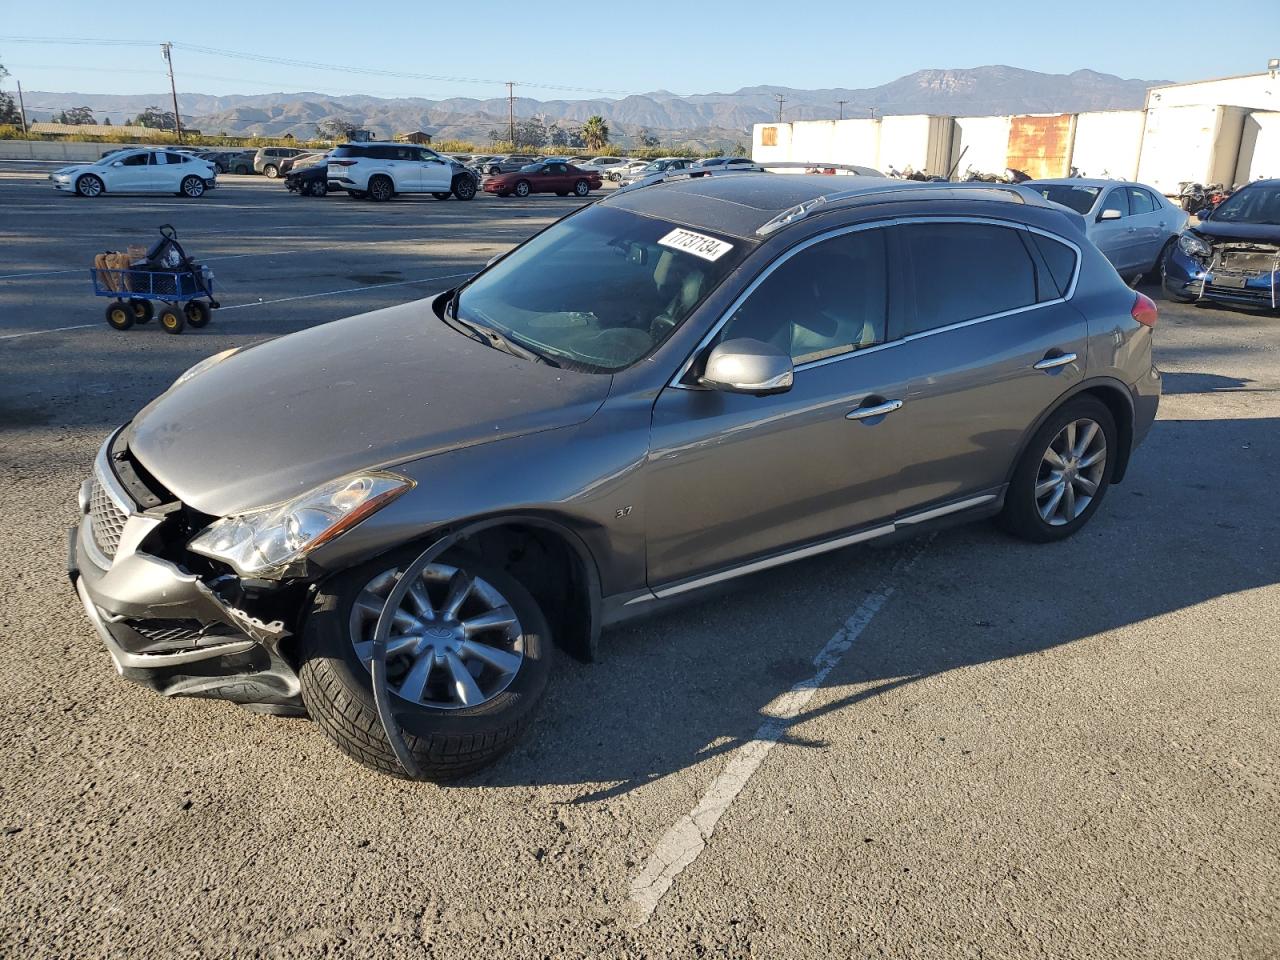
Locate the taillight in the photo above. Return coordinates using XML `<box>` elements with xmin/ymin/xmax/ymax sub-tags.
<box><xmin>1132</xmin><ymin>291</ymin><xmax>1158</xmax><ymax>328</ymax></box>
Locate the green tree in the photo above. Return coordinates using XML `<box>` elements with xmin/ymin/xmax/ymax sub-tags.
<box><xmin>0</xmin><ymin>61</ymin><xmax>22</xmax><ymax>127</ymax></box>
<box><xmin>55</xmin><ymin>105</ymin><xmax>96</xmax><ymax>125</ymax></box>
<box><xmin>317</xmin><ymin>117</ymin><xmax>356</xmax><ymax>141</ymax></box>
<box><xmin>638</xmin><ymin>128</ymin><xmax>660</xmax><ymax>148</ymax></box>
<box><xmin>731</xmin><ymin>142</ymin><xmax>748</xmax><ymax>157</ymax></box>
<box><xmin>132</xmin><ymin>106</ymin><xmax>177</xmax><ymax>131</ymax></box>
<box><xmin>581</xmin><ymin>115</ymin><xmax>609</xmax><ymax>151</ymax></box>
<box><xmin>514</xmin><ymin>117</ymin><xmax>547</xmax><ymax>150</ymax></box>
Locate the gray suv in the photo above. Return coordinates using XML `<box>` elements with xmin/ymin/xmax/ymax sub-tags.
<box><xmin>69</xmin><ymin>175</ymin><xmax>1161</xmax><ymax>780</ymax></box>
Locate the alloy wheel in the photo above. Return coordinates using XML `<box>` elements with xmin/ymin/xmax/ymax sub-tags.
<box><xmin>349</xmin><ymin>562</ymin><xmax>525</xmax><ymax>710</ymax></box>
<box><xmin>1035</xmin><ymin>418</ymin><xmax>1107</xmax><ymax>526</ymax></box>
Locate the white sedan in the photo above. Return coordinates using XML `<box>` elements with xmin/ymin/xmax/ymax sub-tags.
<box><xmin>50</xmin><ymin>148</ymin><xmax>218</xmax><ymax>198</ymax></box>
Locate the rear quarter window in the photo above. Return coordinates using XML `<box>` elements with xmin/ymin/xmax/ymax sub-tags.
<box><xmin>1028</xmin><ymin>232</ymin><xmax>1078</xmax><ymax>299</ymax></box>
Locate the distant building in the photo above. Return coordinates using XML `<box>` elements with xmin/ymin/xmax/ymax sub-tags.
<box><xmin>395</xmin><ymin>131</ymin><xmax>434</xmax><ymax>145</ymax></box>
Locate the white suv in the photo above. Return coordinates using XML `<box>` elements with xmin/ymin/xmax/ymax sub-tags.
<box><xmin>327</xmin><ymin>142</ymin><xmax>478</xmax><ymax>201</ymax></box>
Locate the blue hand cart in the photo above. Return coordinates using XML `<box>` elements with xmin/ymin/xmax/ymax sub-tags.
<box><xmin>91</xmin><ymin>225</ymin><xmax>218</xmax><ymax>334</ymax></box>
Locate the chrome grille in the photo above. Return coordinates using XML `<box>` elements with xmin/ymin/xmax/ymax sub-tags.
<box><xmin>88</xmin><ymin>477</ymin><xmax>128</xmax><ymax>559</ymax></box>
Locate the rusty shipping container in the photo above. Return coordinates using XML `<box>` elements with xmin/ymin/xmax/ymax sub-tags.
<box><xmin>1006</xmin><ymin>114</ymin><xmax>1075</xmax><ymax>178</ymax></box>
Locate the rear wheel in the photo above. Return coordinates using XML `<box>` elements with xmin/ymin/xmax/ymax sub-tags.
<box><xmin>298</xmin><ymin>549</ymin><xmax>554</xmax><ymax>780</ymax></box>
<box><xmin>158</xmin><ymin>306</ymin><xmax>186</xmax><ymax>335</ymax></box>
<box><xmin>233</xmin><ymin>164</ymin><xmax>250</xmax><ymax>175</ymax></box>
<box><xmin>368</xmin><ymin>175</ymin><xmax>394</xmax><ymax>201</ymax></box>
<box><xmin>998</xmin><ymin>396</ymin><xmax>1116</xmax><ymax>542</ymax></box>
<box><xmin>180</xmin><ymin>176</ymin><xmax>205</xmax><ymax>198</ymax></box>
<box><xmin>105</xmin><ymin>302</ymin><xmax>133</xmax><ymax>330</ymax></box>
<box><xmin>184</xmin><ymin>300</ymin><xmax>211</xmax><ymax>328</ymax></box>
<box><xmin>128</xmin><ymin>299</ymin><xmax>153</xmax><ymax>323</ymax></box>
<box><xmin>76</xmin><ymin>174</ymin><xmax>104</xmax><ymax>198</ymax></box>
<box><xmin>513</xmin><ymin>180</ymin><xmax>531</xmax><ymax>198</ymax></box>
<box><xmin>263</xmin><ymin>164</ymin><xmax>280</xmax><ymax>179</ymax></box>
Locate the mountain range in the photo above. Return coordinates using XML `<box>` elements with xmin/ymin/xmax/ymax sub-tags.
<box><xmin>23</xmin><ymin>66</ymin><xmax>1165</xmax><ymax>149</ymax></box>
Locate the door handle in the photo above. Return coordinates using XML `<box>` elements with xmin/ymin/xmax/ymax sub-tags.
<box><xmin>846</xmin><ymin>398</ymin><xmax>903</xmax><ymax>421</ymax></box>
<box><xmin>1033</xmin><ymin>352</ymin><xmax>1077</xmax><ymax>371</ymax></box>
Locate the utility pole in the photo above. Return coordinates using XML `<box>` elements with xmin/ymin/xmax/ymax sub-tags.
<box><xmin>774</xmin><ymin>94</ymin><xmax>786</xmax><ymax>122</ymax></box>
<box><xmin>15</xmin><ymin>79</ymin><xmax>28</xmax><ymax>136</ymax></box>
<box><xmin>836</xmin><ymin>99</ymin><xmax>848</xmax><ymax>121</ymax></box>
<box><xmin>162</xmin><ymin>42</ymin><xmax>184</xmax><ymax>143</ymax></box>
<box><xmin>869</xmin><ymin>106</ymin><xmax>878</xmax><ymax>120</ymax></box>
<box><xmin>506</xmin><ymin>82</ymin><xmax>515</xmax><ymax>148</ymax></box>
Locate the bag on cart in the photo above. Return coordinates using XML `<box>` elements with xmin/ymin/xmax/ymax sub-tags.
<box><xmin>137</xmin><ymin>224</ymin><xmax>220</xmax><ymax>306</ymax></box>
<box><xmin>93</xmin><ymin>252</ymin><xmax>134</xmax><ymax>293</ymax></box>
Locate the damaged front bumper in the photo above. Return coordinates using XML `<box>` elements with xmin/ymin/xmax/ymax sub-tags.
<box><xmin>1165</xmin><ymin>241</ymin><xmax>1280</xmax><ymax>308</ymax></box>
<box><xmin>69</xmin><ymin>431</ymin><xmax>305</xmax><ymax>714</ymax></box>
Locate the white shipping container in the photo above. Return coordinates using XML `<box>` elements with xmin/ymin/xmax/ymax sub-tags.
<box><xmin>752</xmin><ymin>122</ymin><xmax>794</xmax><ymax>165</ymax></box>
<box><xmin>877</xmin><ymin>115</ymin><xmax>954</xmax><ymax>177</ymax></box>
<box><xmin>1136</xmin><ymin>105</ymin><xmax>1248</xmax><ymax>194</ymax></box>
<box><xmin>831</xmin><ymin>118</ymin><xmax>880</xmax><ymax>170</ymax></box>
<box><xmin>1235</xmin><ymin>112</ymin><xmax>1280</xmax><ymax>183</ymax></box>
<box><xmin>950</xmin><ymin>116</ymin><xmax>1011</xmax><ymax>179</ymax></box>
<box><xmin>1070</xmin><ymin>111</ymin><xmax>1146</xmax><ymax>181</ymax></box>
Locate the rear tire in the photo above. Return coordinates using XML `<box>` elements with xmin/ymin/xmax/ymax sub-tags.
<box><xmin>998</xmin><ymin>396</ymin><xmax>1117</xmax><ymax>543</ymax></box>
<box><xmin>298</xmin><ymin>548</ymin><xmax>554</xmax><ymax>781</ymax></box>
<box><xmin>184</xmin><ymin>301</ymin><xmax>211</xmax><ymax>328</ymax></box>
<box><xmin>129</xmin><ymin>299</ymin><xmax>153</xmax><ymax>323</ymax></box>
<box><xmin>368</xmin><ymin>175</ymin><xmax>394</xmax><ymax>201</ymax></box>
<box><xmin>180</xmin><ymin>176</ymin><xmax>205</xmax><ymax>198</ymax></box>
<box><xmin>263</xmin><ymin>164</ymin><xmax>280</xmax><ymax>179</ymax></box>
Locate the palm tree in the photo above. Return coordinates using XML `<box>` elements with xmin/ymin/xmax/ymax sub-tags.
<box><xmin>582</xmin><ymin>116</ymin><xmax>609</xmax><ymax>152</ymax></box>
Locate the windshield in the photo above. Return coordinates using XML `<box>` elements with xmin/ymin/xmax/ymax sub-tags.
<box><xmin>1026</xmin><ymin>184</ymin><xmax>1101</xmax><ymax>215</ymax></box>
<box><xmin>519</xmin><ymin>163</ymin><xmax>544</xmax><ymax>172</ymax></box>
<box><xmin>1209</xmin><ymin>184</ymin><xmax>1280</xmax><ymax>225</ymax></box>
<box><xmin>454</xmin><ymin>205</ymin><xmax>749</xmax><ymax>372</ymax></box>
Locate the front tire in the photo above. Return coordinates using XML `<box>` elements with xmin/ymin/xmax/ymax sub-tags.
<box><xmin>76</xmin><ymin>174</ymin><xmax>104</xmax><ymax>198</ymax></box>
<box><xmin>452</xmin><ymin>176</ymin><xmax>477</xmax><ymax>201</ymax></box>
<box><xmin>180</xmin><ymin>176</ymin><xmax>205</xmax><ymax>198</ymax></box>
<box><xmin>513</xmin><ymin>180</ymin><xmax>531</xmax><ymax>198</ymax></box>
<box><xmin>368</xmin><ymin>175</ymin><xmax>394</xmax><ymax>202</ymax></box>
<box><xmin>573</xmin><ymin>179</ymin><xmax>590</xmax><ymax>197</ymax></box>
<box><xmin>998</xmin><ymin>396</ymin><xmax>1116</xmax><ymax>542</ymax></box>
<box><xmin>298</xmin><ymin>549</ymin><xmax>554</xmax><ymax>780</ymax></box>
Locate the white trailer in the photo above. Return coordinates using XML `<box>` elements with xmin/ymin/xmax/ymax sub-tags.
<box><xmin>1136</xmin><ymin>104</ymin><xmax>1248</xmax><ymax>194</ymax></box>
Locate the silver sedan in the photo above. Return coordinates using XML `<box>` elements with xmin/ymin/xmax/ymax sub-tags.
<box><xmin>1024</xmin><ymin>179</ymin><xmax>1189</xmax><ymax>283</ymax></box>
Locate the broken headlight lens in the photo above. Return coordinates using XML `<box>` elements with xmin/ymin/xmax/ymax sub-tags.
<box><xmin>188</xmin><ymin>473</ymin><xmax>413</xmax><ymax>577</ymax></box>
<box><xmin>1178</xmin><ymin>233</ymin><xmax>1212</xmax><ymax>259</ymax></box>
<box><xmin>174</xmin><ymin>347</ymin><xmax>239</xmax><ymax>388</ymax></box>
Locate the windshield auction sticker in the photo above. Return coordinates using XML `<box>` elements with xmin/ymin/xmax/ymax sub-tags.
<box><xmin>658</xmin><ymin>228</ymin><xmax>734</xmax><ymax>262</ymax></box>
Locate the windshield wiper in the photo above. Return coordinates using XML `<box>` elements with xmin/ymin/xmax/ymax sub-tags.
<box><xmin>453</xmin><ymin>313</ymin><xmax>559</xmax><ymax>367</ymax></box>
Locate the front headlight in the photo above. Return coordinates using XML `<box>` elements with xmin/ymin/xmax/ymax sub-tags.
<box><xmin>174</xmin><ymin>347</ymin><xmax>239</xmax><ymax>388</ymax></box>
<box><xmin>1178</xmin><ymin>233</ymin><xmax>1212</xmax><ymax>259</ymax></box>
<box><xmin>188</xmin><ymin>472</ymin><xmax>413</xmax><ymax>577</ymax></box>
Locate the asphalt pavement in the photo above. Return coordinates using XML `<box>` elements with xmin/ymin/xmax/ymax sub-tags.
<box><xmin>0</xmin><ymin>172</ymin><xmax>1276</xmax><ymax>959</ymax></box>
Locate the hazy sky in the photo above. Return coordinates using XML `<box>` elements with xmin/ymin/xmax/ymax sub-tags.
<box><xmin>2</xmin><ymin>3</ymin><xmax>1277</xmax><ymax>101</ymax></box>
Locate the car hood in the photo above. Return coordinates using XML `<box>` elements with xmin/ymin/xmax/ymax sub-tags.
<box><xmin>1194</xmin><ymin>220</ymin><xmax>1280</xmax><ymax>244</ymax></box>
<box><xmin>126</xmin><ymin>297</ymin><xmax>612</xmax><ymax>517</ymax></box>
<box><xmin>52</xmin><ymin>163</ymin><xmax>91</xmax><ymax>176</ymax></box>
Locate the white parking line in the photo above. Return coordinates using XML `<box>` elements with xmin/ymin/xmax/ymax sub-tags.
<box><xmin>0</xmin><ymin>323</ymin><xmax>98</xmax><ymax>342</ymax></box>
<box><xmin>217</xmin><ymin>272</ymin><xmax>475</xmax><ymax>312</ymax></box>
<box><xmin>627</xmin><ymin>540</ymin><xmax>929</xmax><ymax>925</ymax></box>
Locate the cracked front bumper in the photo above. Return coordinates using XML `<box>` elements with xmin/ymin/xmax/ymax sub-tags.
<box><xmin>68</xmin><ymin>434</ymin><xmax>304</xmax><ymax>713</ymax></box>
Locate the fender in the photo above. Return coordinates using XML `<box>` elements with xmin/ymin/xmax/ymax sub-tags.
<box><xmin>1005</xmin><ymin>376</ymin><xmax>1137</xmax><ymax>485</ymax></box>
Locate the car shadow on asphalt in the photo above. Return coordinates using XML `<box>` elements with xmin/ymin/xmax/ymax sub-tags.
<box><xmin>468</xmin><ymin>411</ymin><xmax>1278</xmax><ymax>799</ymax></box>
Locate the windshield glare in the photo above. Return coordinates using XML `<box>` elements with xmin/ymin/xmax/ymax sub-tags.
<box><xmin>1210</xmin><ymin>184</ymin><xmax>1280</xmax><ymax>225</ymax></box>
<box><xmin>1027</xmin><ymin>184</ymin><xmax>1101</xmax><ymax>215</ymax></box>
<box><xmin>454</xmin><ymin>206</ymin><xmax>747</xmax><ymax>372</ymax></box>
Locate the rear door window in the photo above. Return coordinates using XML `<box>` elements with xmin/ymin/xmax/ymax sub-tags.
<box><xmin>1127</xmin><ymin>187</ymin><xmax>1155</xmax><ymax>215</ymax></box>
<box><xmin>899</xmin><ymin>222</ymin><xmax>1038</xmax><ymax>335</ymax></box>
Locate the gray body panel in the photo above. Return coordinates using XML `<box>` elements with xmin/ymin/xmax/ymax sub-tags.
<box><xmin>74</xmin><ymin>175</ymin><xmax>1161</xmax><ymax>708</ymax></box>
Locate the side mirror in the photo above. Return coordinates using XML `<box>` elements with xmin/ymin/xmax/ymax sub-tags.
<box><xmin>1098</xmin><ymin>208</ymin><xmax>1123</xmax><ymax>221</ymax></box>
<box><xmin>698</xmin><ymin>338</ymin><xmax>794</xmax><ymax>396</ymax></box>
<box><xmin>111</xmin><ymin>161</ymin><xmax>124</xmax><ymax>167</ymax></box>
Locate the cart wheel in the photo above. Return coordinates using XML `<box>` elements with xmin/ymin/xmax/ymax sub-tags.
<box><xmin>184</xmin><ymin>301</ymin><xmax>212</xmax><ymax>328</ymax></box>
<box><xmin>129</xmin><ymin>299</ymin><xmax>154</xmax><ymax>323</ymax></box>
<box><xmin>158</xmin><ymin>306</ymin><xmax>186</xmax><ymax>335</ymax></box>
<box><xmin>105</xmin><ymin>302</ymin><xmax>134</xmax><ymax>331</ymax></box>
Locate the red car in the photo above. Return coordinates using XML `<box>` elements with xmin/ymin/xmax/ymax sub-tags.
<box><xmin>483</xmin><ymin>160</ymin><xmax>602</xmax><ymax>198</ymax></box>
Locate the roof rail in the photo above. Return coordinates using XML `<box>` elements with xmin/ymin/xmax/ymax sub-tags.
<box><xmin>755</xmin><ymin>182</ymin><xmax>1040</xmax><ymax>237</ymax></box>
<box><xmin>609</xmin><ymin>167</ymin><xmax>755</xmax><ymax>198</ymax></box>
